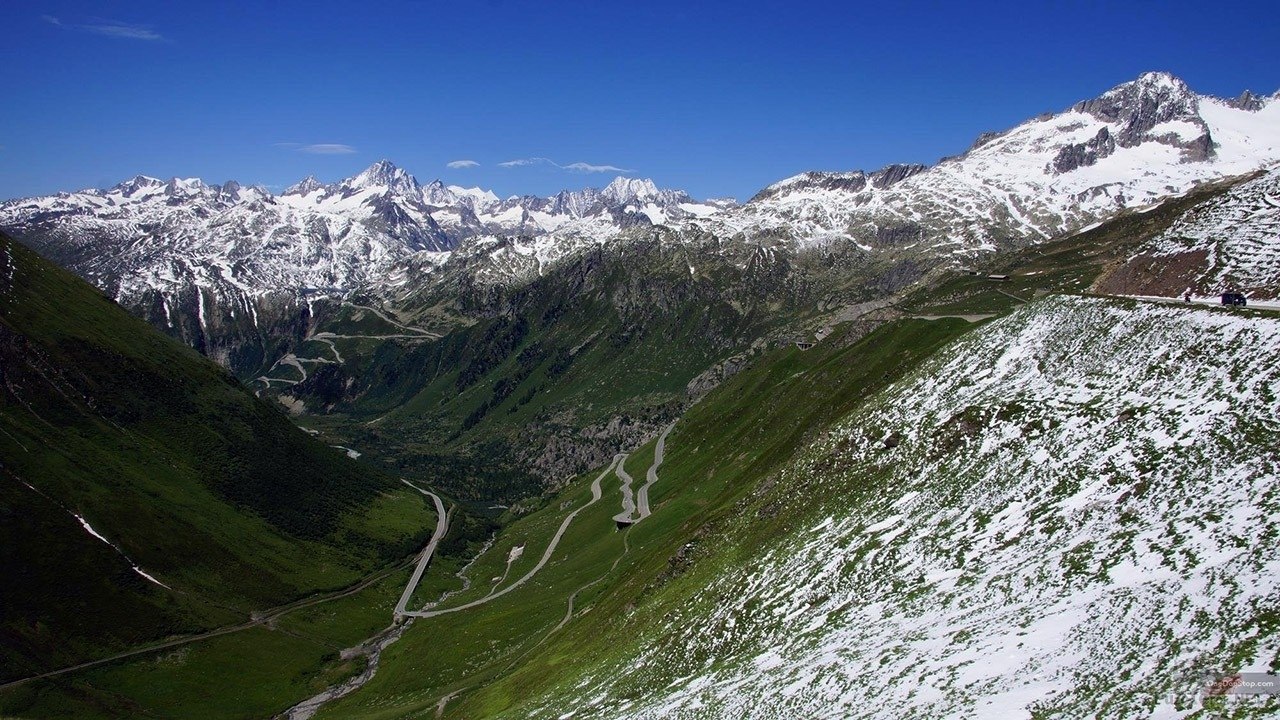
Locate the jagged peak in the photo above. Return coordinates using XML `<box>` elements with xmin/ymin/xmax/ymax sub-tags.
<box><xmin>345</xmin><ymin>160</ymin><xmax>420</xmax><ymax>195</ymax></box>
<box><xmin>602</xmin><ymin>176</ymin><xmax>659</xmax><ymax>203</ymax></box>
<box><xmin>1073</xmin><ymin>71</ymin><xmax>1198</xmax><ymax>123</ymax></box>
<box><xmin>165</xmin><ymin>177</ymin><xmax>207</xmax><ymax>194</ymax></box>
<box><xmin>283</xmin><ymin>175</ymin><xmax>324</xmax><ymax>196</ymax></box>
<box><xmin>421</xmin><ymin>179</ymin><xmax>459</xmax><ymax>205</ymax></box>
<box><xmin>1222</xmin><ymin>89</ymin><xmax>1269</xmax><ymax>112</ymax></box>
<box><xmin>110</xmin><ymin>174</ymin><xmax>164</xmax><ymax>194</ymax></box>
<box><xmin>447</xmin><ymin>185</ymin><xmax>500</xmax><ymax>207</ymax></box>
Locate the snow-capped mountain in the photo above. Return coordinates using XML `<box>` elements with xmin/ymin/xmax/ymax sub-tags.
<box><xmin>0</xmin><ymin>163</ymin><xmax>721</xmax><ymax>367</ymax></box>
<box><xmin>1</xmin><ymin>71</ymin><xmax>1277</xmax><ymax>373</ymax></box>
<box><xmin>721</xmin><ymin>72</ymin><xmax>1280</xmax><ymax>254</ymax></box>
<box><xmin>0</xmin><ymin>161</ymin><xmax>716</xmax><ymax>304</ymax></box>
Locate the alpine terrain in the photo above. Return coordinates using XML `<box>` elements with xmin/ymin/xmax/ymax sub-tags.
<box><xmin>1</xmin><ymin>69</ymin><xmax>1278</xmax><ymax>719</ymax></box>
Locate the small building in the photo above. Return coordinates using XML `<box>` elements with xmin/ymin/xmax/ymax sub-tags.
<box><xmin>987</xmin><ymin>274</ymin><xmax>1010</xmax><ymax>282</ymax></box>
<box><xmin>795</xmin><ymin>341</ymin><xmax>815</xmax><ymax>351</ymax></box>
<box><xmin>1222</xmin><ymin>292</ymin><xmax>1247</xmax><ymax>307</ymax></box>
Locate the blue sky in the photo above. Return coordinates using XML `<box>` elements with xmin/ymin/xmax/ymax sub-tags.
<box><xmin>1</xmin><ymin>0</ymin><xmax>1276</xmax><ymax>201</ymax></box>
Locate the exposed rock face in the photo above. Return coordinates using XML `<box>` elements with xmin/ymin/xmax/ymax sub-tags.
<box><xmin>1053</xmin><ymin>127</ymin><xmax>1117</xmax><ymax>172</ymax></box>
<box><xmin>685</xmin><ymin>354</ymin><xmax>751</xmax><ymax>401</ymax></box>
<box><xmin>875</xmin><ymin>222</ymin><xmax>924</xmax><ymax>247</ymax></box>
<box><xmin>1093</xmin><ymin>249</ymin><xmax>1211</xmax><ymax>298</ymax></box>
<box><xmin>870</xmin><ymin>164</ymin><xmax>928</xmax><ymax>189</ymax></box>
<box><xmin>1068</xmin><ymin>71</ymin><xmax>1214</xmax><ymax>162</ymax></box>
<box><xmin>1095</xmin><ymin>167</ymin><xmax>1280</xmax><ymax>300</ymax></box>
<box><xmin>1227</xmin><ymin>90</ymin><xmax>1266</xmax><ymax>111</ymax></box>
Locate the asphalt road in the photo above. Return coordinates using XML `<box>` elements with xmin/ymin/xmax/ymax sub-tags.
<box><xmin>635</xmin><ymin>423</ymin><xmax>675</xmax><ymax>521</ymax></box>
<box><xmin>403</xmin><ymin>456</ymin><xmax>621</xmax><ymax>619</ymax></box>
<box><xmin>393</xmin><ymin>481</ymin><xmax>450</xmax><ymax>618</ymax></box>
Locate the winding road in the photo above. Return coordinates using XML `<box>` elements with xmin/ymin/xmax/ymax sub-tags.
<box><xmin>256</xmin><ymin>302</ymin><xmax>439</xmax><ymax>388</ymax></box>
<box><xmin>611</xmin><ymin>454</ymin><xmax>635</xmax><ymax>524</ymax></box>
<box><xmin>393</xmin><ymin>481</ymin><xmax>450</xmax><ymax>619</ymax></box>
<box><xmin>345</xmin><ymin>303</ymin><xmax>441</xmax><ymax>339</ymax></box>
<box><xmin>635</xmin><ymin>423</ymin><xmax>675</xmax><ymax>522</ymax></box>
<box><xmin>400</xmin><ymin>455</ymin><xmax>623</xmax><ymax>619</ymax></box>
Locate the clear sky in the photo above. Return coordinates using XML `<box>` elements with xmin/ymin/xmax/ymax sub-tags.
<box><xmin>1</xmin><ymin>0</ymin><xmax>1276</xmax><ymax>201</ymax></box>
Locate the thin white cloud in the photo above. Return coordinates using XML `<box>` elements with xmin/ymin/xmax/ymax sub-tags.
<box><xmin>499</xmin><ymin>157</ymin><xmax>632</xmax><ymax>173</ymax></box>
<box><xmin>44</xmin><ymin>15</ymin><xmax>166</xmax><ymax>42</ymax></box>
<box><xmin>563</xmin><ymin>162</ymin><xmax>631</xmax><ymax>173</ymax></box>
<box><xmin>298</xmin><ymin>143</ymin><xmax>357</xmax><ymax>155</ymax></box>
<box><xmin>447</xmin><ymin>160</ymin><xmax>480</xmax><ymax>169</ymax></box>
<box><xmin>498</xmin><ymin>157</ymin><xmax>552</xmax><ymax>168</ymax></box>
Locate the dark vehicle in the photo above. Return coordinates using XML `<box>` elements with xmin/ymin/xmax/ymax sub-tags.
<box><xmin>1222</xmin><ymin>292</ymin><xmax>1248</xmax><ymax>307</ymax></box>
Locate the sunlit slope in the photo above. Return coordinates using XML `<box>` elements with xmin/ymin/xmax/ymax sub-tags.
<box><xmin>519</xmin><ymin>296</ymin><xmax>1280</xmax><ymax>719</ymax></box>
<box><xmin>310</xmin><ymin>312</ymin><xmax>976</xmax><ymax>718</ymax></box>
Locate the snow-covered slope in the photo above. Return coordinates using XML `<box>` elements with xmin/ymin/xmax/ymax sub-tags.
<box><xmin>530</xmin><ymin>295</ymin><xmax>1280</xmax><ymax>718</ymax></box>
<box><xmin>720</xmin><ymin>72</ymin><xmax>1280</xmax><ymax>255</ymax></box>
<box><xmin>1097</xmin><ymin>166</ymin><xmax>1280</xmax><ymax>299</ymax></box>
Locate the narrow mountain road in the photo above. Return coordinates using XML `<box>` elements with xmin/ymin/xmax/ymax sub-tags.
<box><xmin>257</xmin><ymin>303</ymin><xmax>439</xmax><ymax>387</ymax></box>
<box><xmin>611</xmin><ymin>454</ymin><xmax>635</xmax><ymax>524</ymax></box>
<box><xmin>311</xmin><ymin>336</ymin><xmax>344</xmax><ymax>363</ymax></box>
<box><xmin>635</xmin><ymin>423</ymin><xmax>675</xmax><ymax>521</ymax></box>
<box><xmin>344</xmin><ymin>303</ymin><xmax>441</xmax><ymax>338</ymax></box>
<box><xmin>402</xmin><ymin>456</ymin><xmax>622</xmax><ymax>619</ymax></box>
<box><xmin>393</xmin><ymin>481</ymin><xmax>449</xmax><ymax>618</ymax></box>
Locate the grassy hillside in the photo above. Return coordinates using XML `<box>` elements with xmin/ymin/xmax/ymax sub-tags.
<box><xmin>508</xmin><ymin>296</ymin><xmax>1280</xmax><ymax>718</ymax></box>
<box><xmin>301</xmin><ymin>179</ymin><xmax>1277</xmax><ymax>718</ymax></box>
<box><xmin>0</xmin><ymin>233</ymin><xmax>431</xmax><ymax>683</ymax></box>
<box><xmin>303</xmin><ymin>310</ymin><xmax>978</xmax><ymax>718</ymax></box>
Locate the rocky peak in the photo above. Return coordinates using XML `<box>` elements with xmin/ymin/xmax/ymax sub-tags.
<box><xmin>602</xmin><ymin>176</ymin><xmax>659</xmax><ymax>204</ymax></box>
<box><xmin>345</xmin><ymin>160</ymin><xmax>420</xmax><ymax>196</ymax></box>
<box><xmin>283</xmin><ymin>175</ymin><xmax>325</xmax><ymax>196</ymax></box>
<box><xmin>870</xmin><ymin>164</ymin><xmax>928</xmax><ymax>189</ymax></box>
<box><xmin>1072</xmin><ymin>71</ymin><xmax>1200</xmax><ymax>145</ymax></box>
<box><xmin>748</xmin><ymin>171</ymin><xmax>870</xmax><ymax>204</ymax></box>
<box><xmin>422</xmin><ymin>179</ymin><xmax>458</xmax><ymax>205</ymax></box>
<box><xmin>111</xmin><ymin>175</ymin><xmax>164</xmax><ymax>197</ymax></box>
<box><xmin>1227</xmin><ymin>90</ymin><xmax>1266</xmax><ymax>112</ymax></box>
<box><xmin>163</xmin><ymin>177</ymin><xmax>208</xmax><ymax>198</ymax></box>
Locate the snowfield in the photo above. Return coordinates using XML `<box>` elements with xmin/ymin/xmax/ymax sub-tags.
<box><xmin>531</xmin><ymin>296</ymin><xmax>1280</xmax><ymax>719</ymax></box>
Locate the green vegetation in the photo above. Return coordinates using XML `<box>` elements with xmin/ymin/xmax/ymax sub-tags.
<box><xmin>0</xmin><ymin>234</ymin><xmax>429</xmax><ymax>689</ymax></box>
<box><xmin>308</xmin><ymin>313</ymin><xmax>978</xmax><ymax>718</ymax></box>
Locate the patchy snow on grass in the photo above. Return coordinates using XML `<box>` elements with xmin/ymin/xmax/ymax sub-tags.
<box><xmin>535</xmin><ymin>296</ymin><xmax>1280</xmax><ymax>719</ymax></box>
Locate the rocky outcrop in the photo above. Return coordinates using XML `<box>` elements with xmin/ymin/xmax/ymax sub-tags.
<box><xmin>1067</xmin><ymin>71</ymin><xmax>1214</xmax><ymax>164</ymax></box>
<box><xmin>1053</xmin><ymin>127</ymin><xmax>1117</xmax><ymax>173</ymax></box>
<box><xmin>685</xmin><ymin>354</ymin><xmax>751</xmax><ymax>401</ymax></box>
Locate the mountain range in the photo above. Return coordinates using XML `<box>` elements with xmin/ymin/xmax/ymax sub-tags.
<box><xmin>3</xmin><ymin>70</ymin><xmax>1280</xmax><ymax>719</ymax></box>
<box><xmin>2</xmin><ymin>73</ymin><xmax>1277</xmax><ymax>362</ymax></box>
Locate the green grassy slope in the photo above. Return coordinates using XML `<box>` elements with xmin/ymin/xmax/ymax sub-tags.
<box><xmin>308</xmin><ymin>312</ymin><xmax>978</xmax><ymax>718</ymax></box>
<box><xmin>0</xmin><ymin>233</ymin><xmax>431</xmax><ymax>682</ymax></box>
